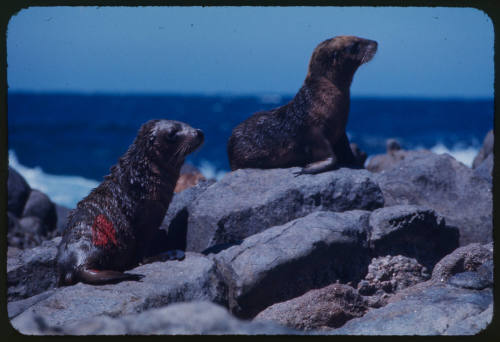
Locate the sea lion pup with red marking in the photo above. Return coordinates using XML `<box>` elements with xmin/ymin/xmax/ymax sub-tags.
<box><xmin>56</xmin><ymin>120</ymin><xmax>204</xmax><ymax>286</ymax></box>
<box><xmin>227</xmin><ymin>36</ymin><xmax>377</xmax><ymax>174</ymax></box>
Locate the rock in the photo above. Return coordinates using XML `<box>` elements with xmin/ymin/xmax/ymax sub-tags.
<box><xmin>7</xmin><ymin>237</ymin><xmax>61</xmax><ymax>301</ymax></box>
<box><xmin>13</xmin><ymin>301</ymin><xmax>299</xmax><ymax>335</ymax></box>
<box><xmin>152</xmin><ymin>179</ymin><xmax>216</xmax><ymax>253</ymax></box>
<box><xmin>8</xmin><ymin>289</ymin><xmax>56</xmax><ymax>319</ymax></box>
<box><xmin>430</xmin><ymin>243</ymin><xmax>493</xmax><ymax>284</ymax></box>
<box><xmin>213</xmin><ymin>210</ymin><xmax>372</xmax><ymax>319</ymax></box>
<box><xmin>187</xmin><ymin>167</ymin><xmax>384</xmax><ymax>253</ymax></box>
<box><xmin>474</xmin><ymin>153</ymin><xmax>493</xmax><ymax>184</ymax></box>
<box><xmin>443</xmin><ymin>304</ymin><xmax>493</xmax><ymax>335</ymax></box>
<box><xmin>22</xmin><ymin>189</ymin><xmax>57</xmax><ymax>233</ymax></box>
<box><xmin>350</xmin><ymin>143</ymin><xmax>367</xmax><ymax>168</ymax></box>
<box><xmin>368</xmin><ymin>205</ymin><xmax>459</xmax><ymax>270</ymax></box>
<box><xmin>330</xmin><ymin>282</ymin><xmax>492</xmax><ymax>335</ymax></box>
<box><xmin>365</xmin><ymin>139</ymin><xmax>407</xmax><ymax>173</ymax></box>
<box><xmin>334</xmin><ymin>242</ymin><xmax>495</xmax><ymax>335</ymax></box>
<box><xmin>19</xmin><ymin>216</ymin><xmax>46</xmax><ymax>236</ymax></box>
<box><xmin>357</xmin><ymin>255</ymin><xmax>430</xmax><ymax>297</ymax></box>
<box><xmin>8</xmin><ymin>166</ymin><xmax>31</xmax><ymax>217</ymax></box>
<box><xmin>472</xmin><ymin>129</ymin><xmax>493</xmax><ymax>169</ymax></box>
<box><xmin>254</xmin><ymin>283</ymin><xmax>368</xmax><ymax>331</ymax></box>
<box><xmin>374</xmin><ymin>150</ymin><xmax>492</xmax><ymax>245</ymax></box>
<box><xmin>174</xmin><ymin>163</ymin><xmax>207</xmax><ymax>193</ymax></box>
<box><xmin>55</xmin><ymin>204</ymin><xmax>71</xmax><ymax>233</ymax></box>
<box><xmin>10</xmin><ymin>253</ymin><xmax>228</xmax><ymax>328</ymax></box>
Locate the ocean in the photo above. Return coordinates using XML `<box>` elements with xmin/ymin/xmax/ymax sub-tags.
<box><xmin>7</xmin><ymin>92</ymin><xmax>494</xmax><ymax>208</ymax></box>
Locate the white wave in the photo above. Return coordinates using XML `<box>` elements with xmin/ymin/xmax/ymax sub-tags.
<box><xmin>429</xmin><ymin>143</ymin><xmax>479</xmax><ymax>167</ymax></box>
<box><xmin>197</xmin><ymin>159</ymin><xmax>227</xmax><ymax>181</ymax></box>
<box><xmin>8</xmin><ymin>150</ymin><xmax>99</xmax><ymax>208</ymax></box>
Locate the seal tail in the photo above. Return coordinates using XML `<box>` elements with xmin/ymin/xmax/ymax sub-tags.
<box><xmin>77</xmin><ymin>268</ymin><xmax>144</xmax><ymax>285</ymax></box>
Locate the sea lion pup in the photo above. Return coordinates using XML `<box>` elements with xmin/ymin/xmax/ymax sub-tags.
<box><xmin>227</xmin><ymin>36</ymin><xmax>377</xmax><ymax>174</ymax></box>
<box><xmin>56</xmin><ymin>119</ymin><xmax>204</xmax><ymax>286</ymax></box>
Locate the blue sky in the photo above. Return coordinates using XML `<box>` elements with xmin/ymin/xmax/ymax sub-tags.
<box><xmin>7</xmin><ymin>6</ymin><xmax>494</xmax><ymax>98</ymax></box>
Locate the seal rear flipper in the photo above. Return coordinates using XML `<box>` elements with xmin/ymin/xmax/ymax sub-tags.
<box><xmin>77</xmin><ymin>268</ymin><xmax>144</xmax><ymax>285</ymax></box>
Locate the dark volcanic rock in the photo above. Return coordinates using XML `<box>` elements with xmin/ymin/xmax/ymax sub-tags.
<box><xmin>12</xmin><ymin>301</ymin><xmax>299</xmax><ymax>335</ymax></box>
<box><xmin>254</xmin><ymin>283</ymin><xmax>368</xmax><ymax>331</ymax></box>
<box><xmin>368</xmin><ymin>205</ymin><xmax>459</xmax><ymax>270</ymax></box>
<box><xmin>10</xmin><ymin>253</ymin><xmax>227</xmax><ymax>328</ymax></box>
<box><xmin>430</xmin><ymin>242</ymin><xmax>493</xmax><ymax>284</ymax></box>
<box><xmin>472</xmin><ymin>129</ymin><xmax>493</xmax><ymax>169</ymax></box>
<box><xmin>22</xmin><ymin>189</ymin><xmax>57</xmax><ymax>233</ymax></box>
<box><xmin>187</xmin><ymin>167</ymin><xmax>384</xmax><ymax>252</ymax></box>
<box><xmin>8</xmin><ymin>166</ymin><xmax>31</xmax><ymax>217</ymax></box>
<box><xmin>357</xmin><ymin>255</ymin><xmax>430</xmax><ymax>297</ymax></box>
<box><xmin>55</xmin><ymin>204</ymin><xmax>71</xmax><ymax>233</ymax></box>
<box><xmin>213</xmin><ymin>210</ymin><xmax>372</xmax><ymax>319</ymax></box>
<box><xmin>374</xmin><ymin>150</ymin><xmax>492</xmax><ymax>246</ymax></box>
<box><xmin>332</xmin><ymin>242</ymin><xmax>494</xmax><ymax>335</ymax></box>
<box><xmin>7</xmin><ymin>237</ymin><xmax>61</xmax><ymax>301</ymax></box>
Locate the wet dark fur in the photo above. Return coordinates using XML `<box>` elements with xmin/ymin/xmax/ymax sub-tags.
<box><xmin>227</xmin><ymin>36</ymin><xmax>378</xmax><ymax>174</ymax></box>
<box><xmin>56</xmin><ymin>120</ymin><xmax>203</xmax><ymax>286</ymax></box>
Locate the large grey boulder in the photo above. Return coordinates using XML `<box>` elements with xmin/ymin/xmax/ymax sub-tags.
<box><xmin>368</xmin><ymin>205</ymin><xmax>459</xmax><ymax>270</ymax></box>
<box><xmin>187</xmin><ymin>167</ymin><xmax>384</xmax><ymax>252</ymax></box>
<box><xmin>330</xmin><ymin>283</ymin><xmax>492</xmax><ymax>335</ymax></box>
<box><xmin>8</xmin><ymin>166</ymin><xmax>31</xmax><ymax>217</ymax></box>
<box><xmin>374</xmin><ymin>151</ymin><xmax>492</xmax><ymax>246</ymax></box>
<box><xmin>212</xmin><ymin>205</ymin><xmax>460</xmax><ymax>320</ymax></box>
<box><xmin>11</xmin><ymin>301</ymin><xmax>299</xmax><ymax>335</ymax></box>
<box><xmin>7</xmin><ymin>237</ymin><xmax>61</xmax><ymax>301</ymax></box>
<box><xmin>55</xmin><ymin>204</ymin><xmax>71</xmax><ymax>233</ymax></box>
<box><xmin>214</xmin><ymin>210</ymin><xmax>372</xmax><ymax>319</ymax></box>
<box><xmin>10</xmin><ymin>253</ymin><xmax>227</xmax><ymax>328</ymax></box>
<box><xmin>155</xmin><ymin>179</ymin><xmax>216</xmax><ymax>252</ymax></box>
<box><xmin>472</xmin><ymin>129</ymin><xmax>493</xmax><ymax>169</ymax></box>
<box><xmin>474</xmin><ymin>153</ymin><xmax>493</xmax><ymax>184</ymax></box>
<box><xmin>254</xmin><ymin>283</ymin><xmax>368</xmax><ymax>331</ymax></box>
<box><xmin>22</xmin><ymin>189</ymin><xmax>57</xmax><ymax>234</ymax></box>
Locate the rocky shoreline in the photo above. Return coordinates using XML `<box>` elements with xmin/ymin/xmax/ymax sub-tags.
<box><xmin>7</xmin><ymin>130</ymin><xmax>494</xmax><ymax>335</ymax></box>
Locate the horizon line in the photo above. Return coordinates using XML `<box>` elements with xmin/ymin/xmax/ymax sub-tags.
<box><xmin>7</xmin><ymin>89</ymin><xmax>495</xmax><ymax>101</ymax></box>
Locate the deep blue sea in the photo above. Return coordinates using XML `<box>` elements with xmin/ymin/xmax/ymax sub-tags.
<box><xmin>7</xmin><ymin>92</ymin><xmax>494</xmax><ymax>208</ymax></box>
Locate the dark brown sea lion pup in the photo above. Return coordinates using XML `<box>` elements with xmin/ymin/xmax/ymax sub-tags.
<box><xmin>227</xmin><ymin>35</ymin><xmax>377</xmax><ymax>174</ymax></box>
<box><xmin>56</xmin><ymin>119</ymin><xmax>204</xmax><ymax>286</ymax></box>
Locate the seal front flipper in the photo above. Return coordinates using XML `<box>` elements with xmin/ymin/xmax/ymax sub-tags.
<box><xmin>77</xmin><ymin>268</ymin><xmax>144</xmax><ymax>285</ymax></box>
<box><xmin>294</xmin><ymin>155</ymin><xmax>338</xmax><ymax>176</ymax></box>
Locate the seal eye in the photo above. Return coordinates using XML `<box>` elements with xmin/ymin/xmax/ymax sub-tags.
<box><xmin>165</xmin><ymin>129</ymin><xmax>178</xmax><ymax>142</ymax></box>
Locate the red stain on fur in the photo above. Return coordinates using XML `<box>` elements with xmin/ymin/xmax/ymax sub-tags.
<box><xmin>92</xmin><ymin>214</ymin><xmax>118</xmax><ymax>247</ymax></box>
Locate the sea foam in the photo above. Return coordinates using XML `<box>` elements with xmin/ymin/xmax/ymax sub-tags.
<box><xmin>9</xmin><ymin>150</ymin><xmax>228</xmax><ymax>208</ymax></box>
<box><xmin>429</xmin><ymin>143</ymin><xmax>479</xmax><ymax>167</ymax></box>
<box><xmin>8</xmin><ymin>150</ymin><xmax>99</xmax><ymax>208</ymax></box>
